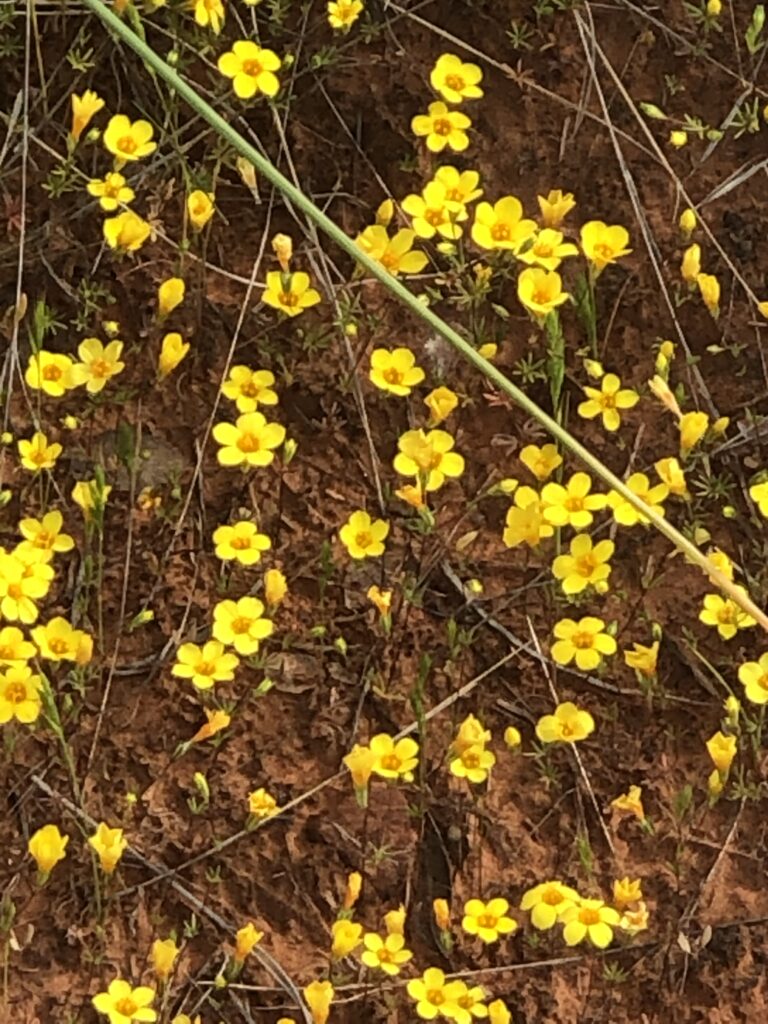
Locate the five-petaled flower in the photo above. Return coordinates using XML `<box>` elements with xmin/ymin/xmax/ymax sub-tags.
<box><xmin>369</xmin><ymin>733</ymin><xmax>419</xmax><ymax>780</ymax></box>
<box><xmin>356</xmin><ymin>225</ymin><xmax>428</xmax><ymax>275</ymax></box>
<box><xmin>221</xmin><ymin>367</ymin><xmax>278</xmax><ymax>413</ymax></box>
<box><xmin>517</xmin><ymin>267</ymin><xmax>570</xmax><ymax>319</ymax></box>
<box><xmin>699</xmin><ymin>592</ymin><xmax>756</xmax><ymax>640</ymax></box>
<box><xmin>541</xmin><ymin>472</ymin><xmax>606</xmax><ymax>530</ymax></box>
<box><xmin>212</xmin><ymin>412</ymin><xmax>286</xmax><ymax>468</ymax></box>
<box><xmin>263</xmin><ymin>271</ymin><xmax>321</xmax><ymax>316</ymax></box>
<box><xmin>103</xmin><ymin>210</ymin><xmax>152</xmax><ymax>252</ymax></box>
<box><xmin>360</xmin><ymin>932</ymin><xmax>413</xmax><ymax>975</ymax></box>
<box><xmin>18</xmin><ymin>432</ymin><xmax>62</xmax><ymax>474</ymax></box>
<box><xmin>328</xmin><ymin>0</ymin><xmax>363</xmax><ymax>31</ymax></box>
<box><xmin>560</xmin><ymin>899</ymin><xmax>621</xmax><ymax>948</ymax></box>
<box><xmin>407</xmin><ymin>966</ymin><xmax>463</xmax><ymax>1019</ymax></box>
<box><xmin>369</xmin><ymin>347</ymin><xmax>425</xmax><ymax>396</ymax></box>
<box><xmin>580</xmin><ymin>221</ymin><xmax>631</xmax><ymax>271</ymax></box>
<box><xmin>411</xmin><ymin>101</ymin><xmax>472</xmax><ymax>153</ymax></box>
<box><xmin>31</xmin><ymin>617</ymin><xmax>92</xmax><ymax>663</ymax></box>
<box><xmin>739</xmin><ymin>653</ymin><xmax>768</xmax><ymax>705</ymax></box>
<box><xmin>394</xmin><ymin>429</ymin><xmax>465</xmax><ymax>491</ymax></box>
<box><xmin>461</xmin><ymin>897</ymin><xmax>517</xmax><ymax>944</ymax></box>
<box><xmin>402</xmin><ymin>181</ymin><xmax>467</xmax><ymax>240</ymax></box>
<box><xmin>606</xmin><ymin>472</ymin><xmax>668</xmax><ymax>527</ymax></box>
<box><xmin>87</xmin><ymin>172</ymin><xmax>135</xmax><ymax>212</ymax></box>
<box><xmin>172</xmin><ymin>640</ymin><xmax>239</xmax><ymax>690</ymax></box>
<box><xmin>551</xmin><ymin>619</ymin><xmax>616</xmax><ymax>672</ymax></box>
<box><xmin>17</xmin><ymin>510</ymin><xmax>74</xmax><ymax>559</ymax></box>
<box><xmin>217</xmin><ymin>41</ymin><xmax>282</xmax><ymax>99</ymax></box>
<box><xmin>551</xmin><ymin>534</ymin><xmax>614</xmax><ymax>595</ymax></box>
<box><xmin>536</xmin><ymin>700</ymin><xmax>596</xmax><ymax>743</ymax></box>
<box><xmin>212</xmin><ymin>521</ymin><xmax>272</xmax><ymax>564</ymax></box>
<box><xmin>92</xmin><ymin>980</ymin><xmax>157</xmax><ymax>1024</ymax></box>
<box><xmin>212</xmin><ymin>596</ymin><xmax>273</xmax><ymax>656</ymax></box>
<box><xmin>339</xmin><ymin>510</ymin><xmax>390</xmax><ymax>559</ymax></box>
<box><xmin>25</xmin><ymin>351</ymin><xmax>80</xmax><ymax>397</ymax></box>
<box><xmin>103</xmin><ymin>114</ymin><xmax>157</xmax><ymax>163</ymax></box>
<box><xmin>0</xmin><ymin>664</ymin><xmax>43</xmax><ymax>724</ymax></box>
<box><xmin>517</xmin><ymin>228</ymin><xmax>579</xmax><ymax>271</ymax></box>
<box><xmin>472</xmin><ymin>195</ymin><xmax>536</xmax><ymax>252</ymax></box>
<box><xmin>75</xmin><ymin>337</ymin><xmax>125</xmax><ymax>393</ymax></box>
<box><xmin>519</xmin><ymin>443</ymin><xmax>562</xmax><ymax>482</ymax></box>
<box><xmin>577</xmin><ymin>373</ymin><xmax>639</xmax><ymax>431</ymax></box>
<box><xmin>520</xmin><ymin>880</ymin><xmax>580</xmax><ymax>930</ymax></box>
<box><xmin>430</xmin><ymin>53</ymin><xmax>484</xmax><ymax>103</ymax></box>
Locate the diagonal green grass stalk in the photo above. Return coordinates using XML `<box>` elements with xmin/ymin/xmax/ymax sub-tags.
<box><xmin>80</xmin><ymin>0</ymin><xmax>768</xmax><ymax>632</ymax></box>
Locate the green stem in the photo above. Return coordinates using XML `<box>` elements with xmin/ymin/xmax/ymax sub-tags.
<box><xmin>79</xmin><ymin>0</ymin><xmax>768</xmax><ymax>633</ymax></box>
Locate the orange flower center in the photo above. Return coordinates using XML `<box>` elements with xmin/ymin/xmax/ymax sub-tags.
<box><xmin>491</xmin><ymin>223</ymin><xmax>511</xmax><ymax>242</ymax></box>
<box><xmin>380</xmin><ymin>753</ymin><xmax>401</xmax><ymax>771</ymax></box>
<box><xmin>231</xmin><ymin>616</ymin><xmax>253</xmax><ymax>634</ymax></box>
<box><xmin>239</xmin><ymin>381</ymin><xmax>260</xmax><ymax>398</ymax></box>
<box><xmin>600</xmin><ymin>394</ymin><xmax>616</xmax><ymax>408</ymax></box>
<box><xmin>717</xmin><ymin>605</ymin><xmax>736</xmax><ymax>625</ymax></box>
<box><xmin>278</xmin><ymin>291</ymin><xmax>299</xmax><ymax>307</ymax></box>
<box><xmin>118</xmin><ymin>135</ymin><xmax>137</xmax><ymax>155</ymax></box>
<box><xmin>90</xmin><ymin>359</ymin><xmax>112</xmax><ymax>379</ymax></box>
<box><xmin>427</xmin><ymin>989</ymin><xmax>445</xmax><ymax>1005</ymax></box>
<box><xmin>432</xmin><ymin>117</ymin><xmax>453</xmax><ymax>136</ymax></box>
<box><xmin>592</xmin><ymin>242</ymin><xmax>615</xmax><ymax>262</ymax></box>
<box><xmin>354</xmin><ymin>530</ymin><xmax>373</xmax><ymax>549</ymax></box>
<box><xmin>444</xmin><ymin>73</ymin><xmax>466</xmax><ymax>92</ymax></box>
<box><xmin>575</xmin><ymin>554</ymin><xmax>598</xmax><ymax>577</ymax></box>
<box><xmin>33</xmin><ymin>531</ymin><xmax>53</xmax><ymax>548</ymax></box>
<box><xmin>237</xmin><ymin>433</ymin><xmax>261</xmax><ymax>453</ymax></box>
<box><xmin>196</xmin><ymin>661</ymin><xmax>216</xmax><ymax>676</ymax></box>
<box><xmin>380</xmin><ymin>251</ymin><xmax>399</xmax><ymax>270</ymax></box>
<box><xmin>570</xmin><ymin>631</ymin><xmax>595</xmax><ymax>650</ymax></box>
<box><xmin>531</xmin><ymin>288</ymin><xmax>552</xmax><ymax>306</ymax></box>
<box><xmin>48</xmin><ymin>638</ymin><xmax>70</xmax><ymax>655</ymax></box>
<box><xmin>424</xmin><ymin>208</ymin><xmax>445</xmax><ymax>226</ymax></box>
<box><xmin>542</xmin><ymin>888</ymin><xmax>564</xmax><ymax>906</ymax></box>
<box><xmin>114</xmin><ymin>997</ymin><xmax>139</xmax><ymax>1016</ymax></box>
<box><xmin>242</xmin><ymin>58</ymin><xmax>263</xmax><ymax>77</ymax></box>
<box><xmin>382</xmin><ymin>367</ymin><xmax>404</xmax><ymax>385</ymax></box>
<box><xmin>579</xmin><ymin>908</ymin><xmax>601</xmax><ymax>926</ymax></box>
<box><xmin>564</xmin><ymin>495</ymin><xmax>584</xmax><ymax>512</ymax></box>
<box><xmin>757</xmin><ymin>674</ymin><xmax>768</xmax><ymax>691</ymax></box>
<box><xmin>231</xmin><ymin>536</ymin><xmax>252</xmax><ymax>550</ymax></box>
<box><xmin>42</xmin><ymin>364</ymin><xmax>62</xmax><ymax>381</ymax></box>
<box><xmin>445</xmin><ymin>188</ymin><xmax>462</xmax><ymax>202</ymax></box>
<box><xmin>4</xmin><ymin>681</ymin><xmax>27</xmax><ymax>704</ymax></box>
<box><xmin>377</xmin><ymin>948</ymin><xmax>393</xmax><ymax>963</ymax></box>
<box><xmin>7</xmin><ymin>583</ymin><xmax>23</xmax><ymax>599</ymax></box>
<box><xmin>476</xmin><ymin>913</ymin><xmax>498</xmax><ymax>929</ymax></box>
<box><xmin>462</xmin><ymin>750</ymin><xmax>481</xmax><ymax>769</ymax></box>
<box><xmin>534</xmin><ymin>243</ymin><xmax>554</xmax><ymax>258</ymax></box>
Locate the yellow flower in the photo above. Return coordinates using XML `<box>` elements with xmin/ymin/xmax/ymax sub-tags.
<box><xmin>103</xmin><ymin>114</ymin><xmax>157</xmax><ymax>162</ymax></box>
<box><xmin>678</xmin><ymin>410</ymin><xmax>709</xmax><ymax>455</ymax></box>
<box><xmin>654</xmin><ymin>456</ymin><xmax>689</xmax><ymax>498</ymax></box>
<box><xmin>75</xmin><ymin>337</ymin><xmax>125</xmax><ymax>394</ymax></box>
<box><xmin>262</xmin><ymin>270</ymin><xmax>321</xmax><ymax>316</ymax></box>
<box><xmin>537</xmin><ymin>189</ymin><xmax>576</xmax><ymax>228</ymax></box>
<box><xmin>395</xmin><ymin>482</ymin><xmax>426</xmax><ymax>509</ymax></box>
<box><xmin>248</xmin><ymin>787</ymin><xmax>279</xmax><ymax>818</ymax></box>
<box><xmin>370</xmin><ymin>733</ymin><xmax>419</xmax><ymax>780</ymax></box>
<box><xmin>71</xmin><ymin>89</ymin><xmax>105</xmax><ymax>142</ymax></box>
<box><xmin>18</xmin><ymin>431</ymin><xmax>62</xmax><ymax>473</ymax></box>
<box><xmin>88</xmin><ymin>822</ymin><xmax>128</xmax><ymax>874</ymax></box>
<box><xmin>304</xmin><ymin>980</ymin><xmax>334</xmax><ymax>1024</ymax></box>
<box><xmin>578</xmin><ymin>373</ymin><xmax>639</xmax><ymax>431</ymax></box>
<box><xmin>28</xmin><ymin>823</ymin><xmax>69</xmax><ymax>875</ymax></box>
<box><xmin>520</xmin><ymin>881</ymin><xmax>580</xmax><ymax>930</ymax></box>
<box><xmin>375</xmin><ymin>198</ymin><xmax>394</xmax><ymax>226</ymax></box>
<box><xmin>355</xmin><ymin>225</ymin><xmax>428</xmax><ymax>275</ymax></box>
<box><xmin>193</xmin><ymin>0</ymin><xmax>224</xmax><ymax>32</ymax></box>
<box><xmin>190</xmin><ymin>708</ymin><xmax>231</xmax><ymax>743</ymax></box>
<box><xmin>519</xmin><ymin>443</ymin><xmax>562</xmax><ymax>481</ymax></box>
<box><xmin>17</xmin><ymin>510</ymin><xmax>75</xmax><ymax>558</ymax></box>
<box><xmin>606</xmin><ymin>472</ymin><xmax>668</xmax><ymax>527</ymax></box>
<box><xmin>452</xmin><ymin>982</ymin><xmax>489</xmax><ymax>1022</ymax></box>
<box><xmin>669</xmin><ymin>129</ymin><xmax>688</xmax><ymax>148</ymax></box>
<box><xmin>157</xmin><ymin>277</ymin><xmax>185</xmax><ymax>318</ymax></box>
<box><xmin>158</xmin><ymin>332</ymin><xmax>190</xmax><ymax>378</ymax></box>
<box><xmin>488</xmin><ymin>999</ymin><xmax>512</xmax><ymax>1024</ymax></box>
<box><xmin>369</xmin><ymin>347</ymin><xmax>425</xmax><ymax>396</ymax></box>
<box><xmin>430</xmin><ymin>52</ymin><xmax>483</xmax><ymax>103</ymax></box>
<box><xmin>24</xmin><ymin>350</ymin><xmax>80</xmax><ymax>396</ymax></box>
<box><xmin>706</xmin><ymin>730</ymin><xmax>737</xmax><ymax>774</ymax></box>
<box><xmin>221</xmin><ymin>366</ymin><xmax>278</xmax><ymax>413</ymax></box>
<box><xmin>620</xmin><ymin>901</ymin><xmax>649</xmax><ymax>935</ymax></box>
<box><xmin>679</xmin><ymin>207</ymin><xmax>697</xmax><ymax>237</ymax></box>
<box><xmin>551</xmin><ymin>618</ymin><xmax>615</xmax><ymax>671</ymax></box>
<box><xmin>264</xmin><ymin>568</ymin><xmax>287</xmax><ymax>608</ymax></box>
<box><xmin>452</xmin><ymin>713</ymin><xmax>491</xmax><ymax>756</ymax></box>
<box><xmin>71</xmin><ymin>479</ymin><xmax>112</xmax><ymax>518</ymax></box>
<box><xmin>697</xmin><ymin>272</ymin><xmax>720</xmax><ymax>316</ymax></box>
<box><xmin>218</xmin><ymin>41</ymin><xmax>282</xmax><ymax>99</ymax></box>
<box><xmin>327</xmin><ymin>0</ymin><xmax>362</xmax><ymax>31</ymax></box>
<box><xmin>449</xmin><ymin>744</ymin><xmax>496</xmax><ymax>784</ymax></box>
<box><xmin>343</xmin><ymin>744</ymin><xmax>376</xmax><ymax>804</ymax></box>
<box><xmin>332</xmin><ymin>919</ymin><xmax>363</xmax><ymax>958</ymax></box>
<box><xmin>434</xmin><ymin>165</ymin><xmax>482</xmax><ymax>205</ymax></box>
<box><xmin>212</xmin><ymin>411</ymin><xmax>286</xmax><ymax>468</ymax></box>
<box><xmin>541</xmin><ymin>472</ymin><xmax>606</xmax><ymax>529</ymax></box>
<box><xmin>433</xmin><ymin>899</ymin><xmax>451</xmax><ymax>931</ymax></box>
<box><xmin>360</xmin><ymin>932</ymin><xmax>413</xmax><ymax>974</ymax></box>
<box><xmin>551</xmin><ymin>534</ymin><xmax>614</xmax><ymax>595</ymax></box>
<box><xmin>384</xmin><ymin>905</ymin><xmax>406</xmax><ymax>936</ymax></box>
<box><xmin>536</xmin><ymin>700</ymin><xmax>596</xmax><ymax>743</ymax></box>
<box><xmin>751</xmin><ymin>479</ymin><xmax>768</xmax><ymax>517</ymax></box>
<box><xmin>700</xmin><ymin>592</ymin><xmax>756</xmax><ymax>640</ymax></box>
<box><xmin>611</xmin><ymin>785</ymin><xmax>645</xmax><ymax>822</ymax></box>
<box><xmin>461</xmin><ymin>898</ymin><xmax>517</xmax><ymax>944</ymax></box>
<box><xmin>234</xmin><ymin>922</ymin><xmax>263</xmax><ymax>963</ymax></box>
<box><xmin>502</xmin><ymin>485</ymin><xmax>554</xmax><ymax>548</ymax></box>
<box><xmin>0</xmin><ymin>626</ymin><xmax>37</xmax><ymax>665</ymax></box>
<box><xmin>504</xmin><ymin>725</ymin><xmax>521</xmax><ymax>749</ymax></box>
<box><xmin>580</xmin><ymin>221</ymin><xmax>632</xmax><ymax>271</ymax></box>
<box><xmin>402</xmin><ymin>181</ymin><xmax>467</xmax><ymax>241</ymax></box>
<box><xmin>212</xmin><ymin>521</ymin><xmax>271</xmax><ymax>564</ymax></box>
<box><xmin>393</xmin><ymin>429</ymin><xmax>465</xmax><ymax>491</ymax></box>
<box><xmin>339</xmin><ymin>510</ymin><xmax>389</xmax><ymax>559</ymax></box>
<box><xmin>517</xmin><ymin>267</ymin><xmax>570</xmax><ymax>318</ymax></box>
<box><xmin>270</xmin><ymin>233</ymin><xmax>293</xmax><ymax>272</ymax></box>
<box><xmin>343</xmin><ymin>871</ymin><xmax>362</xmax><ymax>909</ymax></box>
<box><xmin>411</xmin><ymin>101</ymin><xmax>471</xmax><ymax>153</ymax></box>
<box><xmin>103</xmin><ymin>210</ymin><xmax>152</xmax><ymax>252</ymax></box>
<box><xmin>561</xmin><ymin>899</ymin><xmax>621</xmax><ymax>948</ymax></box>
<box><xmin>187</xmin><ymin>190</ymin><xmax>215</xmax><ymax>231</ymax></box>
<box><xmin>407</xmin><ymin>968</ymin><xmax>463</xmax><ymax>1019</ymax></box>
<box><xmin>87</xmin><ymin>172</ymin><xmax>135</xmax><ymax>212</ymax></box>
<box><xmin>517</xmin><ymin>228</ymin><xmax>579</xmax><ymax>271</ymax></box>
<box><xmin>0</xmin><ymin>664</ymin><xmax>43</xmax><ymax>724</ymax></box>
<box><xmin>624</xmin><ymin>640</ymin><xmax>659</xmax><ymax>678</ymax></box>
<box><xmin>367</xmin><ymin>585</ymin><xmax>392</xmax><ymax>617</ymax></box>
<box><xmin>424</xmin><ymin>386</ymin><xmax>458</xmax><ymax>426</ymax></box>
<box><xmin>151</xmin><ymin>938</ymin><xmax>180</xmax><ymax>981</ymax></box>
<box><xmin>472</xmin><ymin>195</ymin><xmax>536</xmax><ymax>252</ymax></box>
<box><xmin>739</xmin><ymin>653</ymin><xmax>768</xmax><ymax>705</ymax></box>
<box><xmin>680</xmin><ymin>242</ymin><xmax>701</xmax><ymax>284</ymax></box>
<box><xmin>0</xmin><ymin>552</ymin><xmax>53</xmax><ymax>621</ymax></box>
<box><xmin>612</xmin><ymin>877</ymin><xmax>642</xmax><ymax>910</ymax></box>
<box><xmin>708</xmin><ymin>767</ymin><xmax>724</xmax><ymax>798</ymax></box>
<box><xmin>92</xmin><ymin>980</ymin><xmax>157</xmax><ymax>1023</ymax></box>
<box><xmin>707</xmin><ymin>0</ymin><xmax>722</xmax><ymax>13</ymax></box>
<box><xmin>212</xmin><ymin>596</ymin><xmax>273</xmax><ymax>655</ymax></box>
<box><xmin>31</xmin><ymin>617</ymin><xmax>93</xmax><ymax>663</ymax></box>
<box><xmin>171</xmin><ymin>640</ymin><xmax>239</xmax><ymax>690</ymax></box>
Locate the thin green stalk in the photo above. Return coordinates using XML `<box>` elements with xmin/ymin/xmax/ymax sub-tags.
<box><xmin>80</xmin><ymin>0</ymin><xmax>768</xmax><ymax>632</ymax></box>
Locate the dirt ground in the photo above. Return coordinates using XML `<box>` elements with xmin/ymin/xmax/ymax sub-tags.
<box><xmin>3</xmin><ymin>0</ymin><xmax>768</xmax><ymax>1021</ymax></box>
